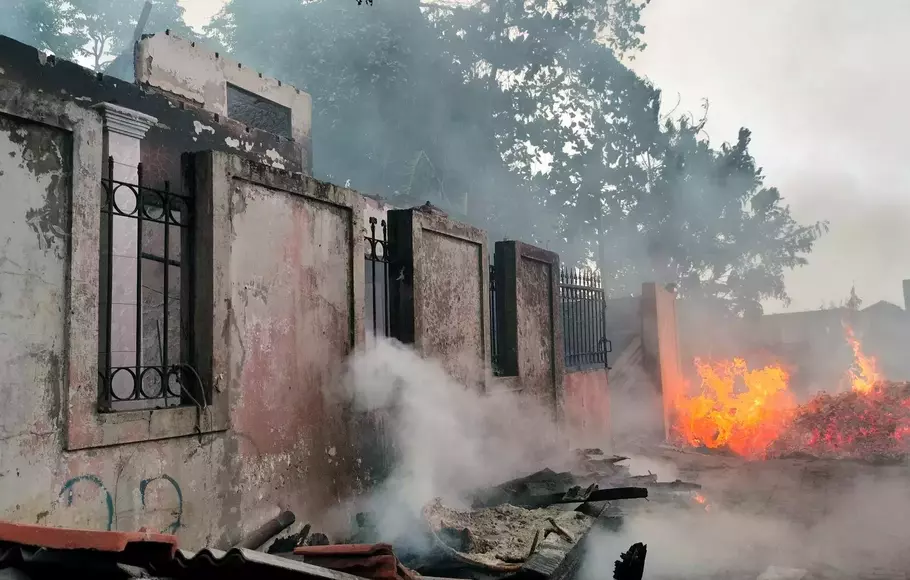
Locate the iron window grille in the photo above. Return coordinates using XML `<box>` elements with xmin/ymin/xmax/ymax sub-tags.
<box><xmin>560</xmin><ymin>266</ymin><xmax>612</xmax><ymax>370</ymax></box>
<box><xmin>365</xmin><ymin>217</ymin><xmax>390</xmax><ymax>341</ymax></box>
<box><xmin>98</xmin><ymin>156</ymin><xmax>200</xmax><ymax>412</ymax></box>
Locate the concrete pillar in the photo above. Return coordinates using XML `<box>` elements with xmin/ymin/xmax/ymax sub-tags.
<box><xmin>493</xmin><ymin>241</ymin><xmax>564</xmax><ymax>419</ymax></box>
<box><xmin>93</xmin><ymin>103</ymin><xmax>157</xmax><ymax>400</ymax></box>
<box><xmin>640</xmin><ymin>282</ymin><xmax>684</xmax><ymax>441</ymax></box>
<box><xmin>388</xmin><ymin>205</ymin><xmax>490</xmax><ymax>389</ymax></box>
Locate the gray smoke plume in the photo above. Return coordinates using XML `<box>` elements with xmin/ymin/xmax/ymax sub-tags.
<box><xmin>336</xmin><ymin>338</ymin><xmax>570</xmax><ymax>541</ymax></box>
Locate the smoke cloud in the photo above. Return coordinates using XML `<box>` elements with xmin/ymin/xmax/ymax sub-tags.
<box><xmin>581</xmin><ymin>462</ymin><xmax>910</xmax><ymax>579</ymax></box>
<box><xmin>337</xmin><ymin>338</ymin><xmax>571</xmax><ymax>540</ymax></box>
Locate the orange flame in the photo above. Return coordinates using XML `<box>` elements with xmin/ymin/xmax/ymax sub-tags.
<box><xmin>844</xmin><ymin>325</ymin><xmax>881</xmax><ymax>394</ymax></box>
<box><xmin>672</xmin><ymin>358</ymin><xmax>796</xmax><ymax>459</ymax></box>
<box><xmin>672</xmin><ymin>326</ymin><xmax>895</xmax><ymax>458</ymax></box>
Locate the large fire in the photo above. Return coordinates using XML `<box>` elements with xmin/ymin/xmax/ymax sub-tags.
<box><xmin>671</xmin><ymin>326</ymin><xmax>910</xmax><ymax>460</ymax></box>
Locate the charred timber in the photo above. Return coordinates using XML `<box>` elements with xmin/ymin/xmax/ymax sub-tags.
<box><xmin>511</xmin><ymin>487</ymin><xmax>648</xmax><ymax>510</ymax></box>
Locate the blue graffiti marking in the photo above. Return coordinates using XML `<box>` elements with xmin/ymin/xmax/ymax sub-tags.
<box><xmin>58</xmin><ymin>475</ymin><xmax>114</xmax><ymax>531</ymax></box>
<box><xmin>139</xmin><ymin>475</ymin><xmax>184</xmax><ymax>534</ymax></box>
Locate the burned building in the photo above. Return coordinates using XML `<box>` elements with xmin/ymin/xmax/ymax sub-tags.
<box><xmin>0</xmin><ymin>29</ymin><xmax>634</xmax><ymax>556</ymax></box>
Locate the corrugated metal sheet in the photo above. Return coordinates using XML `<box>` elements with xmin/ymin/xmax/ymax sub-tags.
<box><xmin>161</xmin><ymin>547</ymin><xmax>365</xmax><ymax>579</ymax></box>
<box><xmin>0</xmin><ymin>520</ymin><xmax>364</xmax><ymax>579</ymax></box>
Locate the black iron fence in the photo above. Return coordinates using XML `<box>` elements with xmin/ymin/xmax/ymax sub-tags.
<box><xmin>365</xmin><ymin>217</ymin><xmax>390</xmax><ymax>339</ymax></box>
<box><xmin>560</xmin><ymin>266</ymin><xmax>611</xmax><ymax>370</ymax></box>
<box><xmin>98</xmin><ymin>156</ymin><xmax>199</xmax><ymax>411</ymax></box>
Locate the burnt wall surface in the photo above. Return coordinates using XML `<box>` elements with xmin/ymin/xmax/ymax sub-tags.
<box><xmin>641</xmin><ymin>282</ymin><xmax>683</xmax><ymax>440</ymax></box>
<box><xmin>217</xmin><ymin>153</ymin><xmax>366</xmax><ymax>526</ymax></box>
<box><xmin>0</xmin><ymin>80</ymin><xmax>362</xmax><ymax>548</ymax></box>
<box><xmin>0</xmin><ymin>35</ymin><xmax>306</xmax><ymax>190</ymax></box>
<box><xmin>0</xmin><ymin>95</ymin><xmax>227</xmax><ymax>542</ymax></box>
<box><xmin>389</xmin><ymin>207</ymin><xmax>490</xmax><ymax>389</ymax></box>
<box><xmin>494</xmin><ymin>241</ymin><xmax>564</xmax><ymax>418</ymax></box>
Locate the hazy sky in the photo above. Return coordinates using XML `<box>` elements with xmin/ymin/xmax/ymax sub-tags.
<box><xmin>179</xmin><ymin>0</ymin><xmax>910</xmax><ymax>313</ymax></box>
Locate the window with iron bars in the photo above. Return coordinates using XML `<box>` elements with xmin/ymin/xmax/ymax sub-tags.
<box><xmin>365</xmin><ymin>217</ymin><xmax>390</xmax><ymax>341</ymax></box>
<box><xmin>560</xmin><ymin>266</ymin><xmax>612</xmax><ymax>370</ymax></box>
<box><xmin>97</xmin><ymin>157</ymin><xmax>200</xmax><ymax>412</ymax></box>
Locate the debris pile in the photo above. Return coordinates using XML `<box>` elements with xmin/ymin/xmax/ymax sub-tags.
<box><xmin>770</xmin><ymin>381</ymin><xmax>910</xmax><ymax>461</ymax></box>
<box><xmin>374</xmin><ymin>448</ymin><xmax>701</xmax><ymax>580</ymax></box>
<box><xmin>0</xmin><ymin>450</ymin><xmax>705</xmax><ymax>580</ymax></box>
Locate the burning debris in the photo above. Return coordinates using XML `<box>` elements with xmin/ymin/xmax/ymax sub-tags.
<box><xmin>670</xmin><ymin>326</ymin><xmax>910</xmax><ymax>461</ymax></box>
<box><xmin>771</xmin><ymin>381</ymin><xmax>910</xmax><ymax>461</ymax></box>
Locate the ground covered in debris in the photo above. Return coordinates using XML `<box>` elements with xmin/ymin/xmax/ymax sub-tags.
<box><xmin>610</xmin><ymin>445</ymin><xmax>910</xmax><ymax>579</ymax></box>
<box><xmin>423</xmin><ymin>499</ymin><xmax>594</xmax><ymax>568</ymax></box>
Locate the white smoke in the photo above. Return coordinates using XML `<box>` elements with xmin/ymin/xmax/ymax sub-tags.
<box><xmin>338</xmin><ymin>338</ymin><xmax>569</xmax><ymax>540</ymax></box>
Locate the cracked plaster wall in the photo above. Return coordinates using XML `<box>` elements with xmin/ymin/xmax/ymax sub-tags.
<box><xmin>0</xmin><ymin>93</ymin><xmax>360</xmax><ymax>551</ymax></box>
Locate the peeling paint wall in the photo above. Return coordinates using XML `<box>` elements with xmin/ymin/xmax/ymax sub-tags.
<box><xmin>388</xmin><ymin>208</ymin><xmax>491</xmax><ymax>389</ymax></box>
<box><xmin>0</xmin><ymin>111</ymin><xmax>70</xmax><ymax>479</ymax></box>
<box><xmin>0</xmin><ymin>88</ymin><xmax>362</xmax><ymax>548</ymax></box>
<box><xmin>0</xmin><ymin>35</ymin><xmax>307</xmax><ymax>189</ymax></box>
<box><xmin>421</xmin><ymin>231</ymin><xmax>485</xmax><ymax>384</ymax></box>
<box><xmin>228</xmin><ymin>178</ymin><xmax>363</xmax><ymax>527</ymax></box>
<box><xmin>0</xmin><ymin>107</ymin><xmax>229</xmax><ymax>546</ymax></box>
<box><xmin>135</xmin><ymin>33</ymin><xmax>312</xmax><ymax>172</ymax></box>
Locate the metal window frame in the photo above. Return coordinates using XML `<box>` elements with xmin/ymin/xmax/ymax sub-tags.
<box><xmin>97</xmin><ymin>156</ymin><xmax>198</xmax><ymax>411</ymax></box>
<box><xmin>364</xmin><ymin>217</ymin><xmax>391</xmax><ymax>339</ymax></box>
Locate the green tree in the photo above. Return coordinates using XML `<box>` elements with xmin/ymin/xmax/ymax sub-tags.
<box><xmin>68</xmin><ymin>0</ymin><xmax>195</xmax><ymax>71</ymax></box>
<box><xmin>0</xmin><ymin>0</ymin><xmax>82</xmax><ymax>59</ymax></box>
<box><xmin>639</xmin><ymin>119</ymin><xmax>827</xmax><ymax>315</ymax></box>
<box><xmin>208</xmin><ymin>0</ymin><xmax>825</xmax><ymax>313</ymax></box>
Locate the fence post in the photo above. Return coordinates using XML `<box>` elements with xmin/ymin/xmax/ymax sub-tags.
<box><xmin>387</xmin><ymin>206</ymin><xmax>490</xmax><ymax>389</ymax></box>
<box><xmin>493</xmin><ymin>241</ymin><xmax>564</xmax><ymax>421</ymax></box>
<box><xmin>640</xmin><ymin>282</ymin><xmax>684</xmax><ymax>441</ymax></box>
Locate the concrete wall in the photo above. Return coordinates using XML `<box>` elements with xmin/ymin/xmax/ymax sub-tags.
<box><xmin>493</xmin><ymin>241</ymin><xmax>564</xmax><ymax>419</ymax></box>
<box><xmin>135</xmin><ymin>32</ymin><xmax>312</xmax><ymax>172</ymax></box>
<box><xmin>0</xmin><ymin>35</ymin><xmax>306</xmax><ymax>190</ymax></box>
<box><xmin>0</xmin><ymin>83</ymin><xmax>367</xmax><ymax>547</ymax></box>
<box><xmin>641</xmin><ymin>283</ymin><xmax>684</xmax><ymax>440</ymax></box>
<box><xmin>195</xmin><ymin>152</ymin><xmax>365</xmax><ymax>540</ymax></box>
<box><xmin>563</xmin><ymin>369</ymin><xmax>611</xmax><ymax>450</ymax></box>
<box><xmin>388</xmin><ymin>206</ymin><xmax>490</xmax><ymax>389</ymax></box>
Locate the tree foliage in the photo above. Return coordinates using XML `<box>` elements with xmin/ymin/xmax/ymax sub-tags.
<box><xmin>205</xmin><ymin>0</ymin><xmax>825</xmax><ymax>313</ymax></box>
<box><xmin>4</xmin><ymin>0</ymin><xmax>193</xmax><ymax>70</ymax></box>
<box><xmin>845</xmin><ymin>284</ymin><xmax>863</xmax><ymax>311</ymax></box>
<box><xmin>68</xmin><ymin>0</ymin><xmax>195</xmax><ymax>70</ymax></box>
<box><xmin>0</xmin><ymin>0</ymin><xmax>82</xmax><ymax>59</ymax></box>
<box><xmin>9</xmin><ymin>0</ymin><xmax>824</xmax><ymax>313</ymax></box>
<box><xmin>642</xmin><ymin>118</ymin><xmax>828</xmax><ymax>314</ymax></box>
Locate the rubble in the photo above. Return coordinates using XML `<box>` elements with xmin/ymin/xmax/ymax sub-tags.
<box><xmin>770</xmin><ymin>381</ymin><xmax>910</xmax><ymax>461</ymax></box>
<box><xmin>422</xmin><ymin>499</ymin><xmax>594</xmax><ymax>569</ymax></box>
<box><xmin>0</xmin><ymin>449</ymin><xmax>696</xmax><ymax>580</ymax></box>
<box><xmin>613</xmin><ymin>543</ymin><xmax>647</xmax><ymax>580</ymax></box>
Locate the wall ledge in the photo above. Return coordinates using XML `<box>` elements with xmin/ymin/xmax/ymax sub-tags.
<box><xmin>92</xmin><ymin>102</ymin><xmax>157</xmax><ymax>139</ymax></box>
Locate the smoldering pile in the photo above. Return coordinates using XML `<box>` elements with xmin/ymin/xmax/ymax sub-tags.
<box><xmin>322</xmin><ymin>448</ymin><xmax>702</xmax><ymax>580</ymax></box>
<box><xmin>769</xmin><ymin>381</ymin><xmax>910</xmax><ymax>461</ymax></box>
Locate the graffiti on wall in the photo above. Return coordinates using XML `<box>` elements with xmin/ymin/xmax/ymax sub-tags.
<box><xmin>57</xmin><ymin>473</ymin><xmax>183</xmax><ymax>533</ymax></box>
